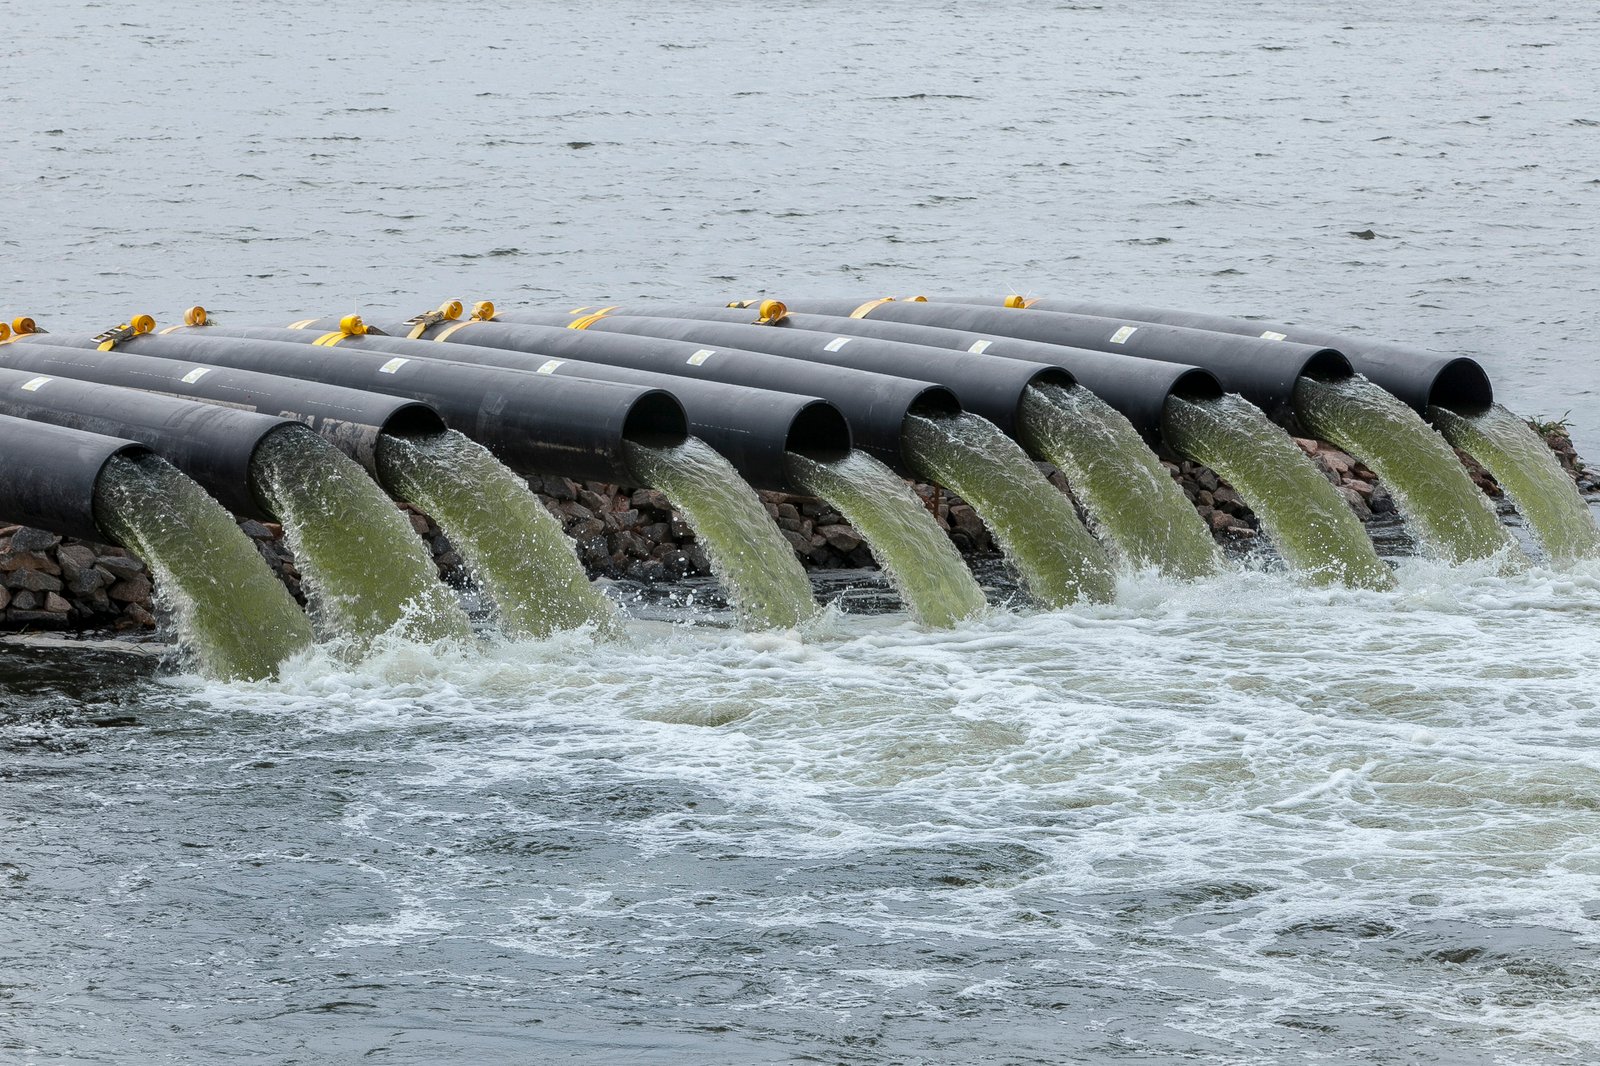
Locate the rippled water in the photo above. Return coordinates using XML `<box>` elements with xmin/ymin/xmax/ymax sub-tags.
<box><xmin>6</xmin><ymin>1</ymin><xmax>1600</xmax><ymax>1063</ymax></box>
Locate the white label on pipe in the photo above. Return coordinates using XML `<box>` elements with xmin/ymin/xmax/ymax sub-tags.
<box><xmin>1109</xmin><ymin>325</ymin><xmax>1138</xmax><ymax>344</ymax></box>
<box><xmin>19</xmin><ymin>376</ymin><xmax>50</xmax><ymax>392</ymax></box>
<box><xmin>378</xmin><ymin>357</ymin><xmax>409</xmax><ymax>374</ymax></box>
<box><xmin>687</xmin><ymin>349</ymin><xmax>715</xmax><ymax>366</ymax></box>
<box><xmin>181</xmin><ymin>367</ymin><xmax>211</xmax><ymax>384</ymax></box>
<box><xmin>968</xmin><ymin>340</ymin><xmax>993</xmax><ymax>354</ymax></box>
<box><xmin>823</xmin><ymin>337</ymin><xmax>852</xmax><ymax>352</ymax></box>
<box><xmin>536</xmin><ymin>359</ymin><xmax>564</xmax><ymax>375</ymax></box>
<box><xmin>1260</xmin><ymin>330</ymin><xmax>1288</xmax><ymax>341</ymax></box>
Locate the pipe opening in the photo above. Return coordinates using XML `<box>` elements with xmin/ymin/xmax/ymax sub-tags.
<box><xmin>784</xmin><ymin>400</ymin><xmax>852</xmax><ymax>464</ymax></box>
<box><xmin>1427</xmin><ymin>357</ymin><xmax>1494</xmax><ymax>415</ymax></box>
<box><xmin>1168</xmin><ymin>368</ymin><xmax>1224</xmax><ymax>404</ymax></box>
<box><xmin>378</xmin><ymin>402</ymin><xmax>448</xmax><ymax>440</ymax></box>
<box><xmin>906</xmin><ymin>384</ymin><xmax>961</xmax><ymax>419</ymax></box>
<box><xmin>621</xmin><ymin>389</ymin><xmax>690</xmax><ymax>449</ymax></box>
<box><xmin>1302</xmin><ymin>347</ymin><xmax>1355</xmax><ymax>382</ymax></box>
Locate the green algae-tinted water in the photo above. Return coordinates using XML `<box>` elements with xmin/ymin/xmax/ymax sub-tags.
<box><xmin>376</xmin><ymin>430</ymin><xmax>623</xmax><ymax>640</ymax></box>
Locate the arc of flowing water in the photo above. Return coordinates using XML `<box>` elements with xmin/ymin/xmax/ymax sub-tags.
<box><xmin>900</xmin><ymin>411</ymin><xmax>1116</xmax><ymax>607</ymax></box>
<box><xmin>93</xmin><ymin>453</ymin><xmax>314</xmax><ymax>680</ymax></box>
<box><xmin>1429</xmin><ymin>404</ymin><xmax>1600</xmax><ymax>566</ymax></box>
<box><xmin>375</xmin><ymin>431</ymin><xmax>624</xmax><ymax>640</ymax></box>
<box><xmin>1018</xmin><ymin>384</ymin><xmax>1222</xmax><ymax>579</ymax></box>
<box><xmin>1163</xmin><ymin>394</ymin><xmax>1394</xmax><ymax>589</ymax></box>
<box><xmin>1293</xmin><ymin>376</ymin><xmax>1522</xmax><ymax>568</ymax></box>
<box><xmin>624</xmin><ymin>438</ymin><xmax>819</xmax><ymax>630</ymax></box>
<box><xmin>784</xmin><ymin>450</ymin><xmax>988</xmax><ymax>627</ymax></box>
<box><xmin>250</xmin><ymin>426</ymin><xmax>472</xmax><ymax>648</ymax></box>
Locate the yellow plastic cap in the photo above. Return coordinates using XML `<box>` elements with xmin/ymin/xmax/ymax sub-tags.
<box><xmin>754</xmin><ymin>299</ymin><xmax>788</xmax><ymax>323</ymax></box>
<box><xmin>0</xmin><ymin>322</ymin><xmax>10</xmax><ymax>342</ymax></box>
<box><xmin>339</xmin><ymin>314</ymin><xmax>368</xmax><ymax>336</ymax></box>
<box><xmin>1002</xmin><ymin>295</ymin><xmax>1025</xmax><ymax>308</ymax></box>
<box><xmin>11</xmin><ymin>316</ymin><xmax>37</xmax><ymax>335</ymax></box>
<box><xmin>472</xmin><ymin>301</ymin><xmax>495</xmax><ymax>321</ymax></box>
<box><xmin>131</xmin><ymin>314</ymin><xmax>155</xmax><ymax>334</ymax></box>
<box><xmin>906</xmin><ymin>295</ymin><xmax>927</xmax><ymax>303</ymax></box>
<box><xmin>184</xmin><ymin>305</ymin><xmax>208</xmax><ymax>326</ymax></box>
<box><xmin>439</xmin><ymin>300</ymin><xmax>463</xmax><ymax>321</ymax></box>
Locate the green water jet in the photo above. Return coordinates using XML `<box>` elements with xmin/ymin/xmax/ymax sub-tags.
<box><xmin>1293</xmin><ymin>376</ymin><xmax>1521</xmax><ymax>567</ymax></box>
<box><xmin>376</xmin><ymin>430</ymin><xmax>623</xmax><ymax>640</ymax></box>
<box><xmin>1164</xmin><ymin>394</ymin><xmax>1393</xmax><ymax>589</ymax></box>
<box><xmin>624</xmin><ymin>437</ymin><xmax>818</xmax><ymax>630</ymax></box>
<box><xmin>1019</xmin><ymin>383</ymin><xmax>1221</xmax><ymax>579</ymax></box>
<box><xmin>93</xmin><ymin>453</ymin><xmax>313</xmax><ymax>680</ymax></box>
<box><xmin>901</xmin><ymin>411</ymin><xmax>1115</xmax><ymax>607</ymax></box>
<box><xmin>250</xmin><ymin>426</ymin><xmax>472</xmax><ymax>648</ymax></box>
<box><xmin>785</xmin><ymin>449</ymin><xmax>987</xmax><ymax>627</ymax></box>
<box><xmin>1430</xmin><ymin>404</ymin><xmax>1600</xmax><ymax>566</ymax></box>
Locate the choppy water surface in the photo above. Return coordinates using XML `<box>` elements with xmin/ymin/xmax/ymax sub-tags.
<box><xmin>5</xmin><ymin>0</ymin><xmax>1600</xmax><ymax>1062</ymax></box>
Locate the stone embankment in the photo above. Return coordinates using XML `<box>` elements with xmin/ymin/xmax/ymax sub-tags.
<box><xmin>1</xmin><ymin>425</ymin><xmax>1594</xmax><ymax>632</ymax></box>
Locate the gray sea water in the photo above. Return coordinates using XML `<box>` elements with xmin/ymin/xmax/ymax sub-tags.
<box><xmin>4</xmin><ymin>1</ymin><xmax>1600</xmax><ymax>1063</ymax></box>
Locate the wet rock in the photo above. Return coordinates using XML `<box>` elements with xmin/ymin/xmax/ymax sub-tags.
<box><xmin>9</xmin><ymin>527</ymin><xmax>60</xmax><ymax>553</ymax></box>
<box><xmin>121</xmin><ymin>603</ymin><xmax>157</xmax><ymax>627</ymax></box>
<box><xmin>0</xmin><ymin>551</ymin><xmax>61</xmax><ymax>576</ymax></box>
<box><xmin>97</xmin><ymin>556</ymin><xmax>146</xmax><ymax>582</ymax></box>
<box><xmin>819</xmin><ymin>524</ymin><xmax>862</xmax><ymax>553</ymax></box>
<box><xmin>238</xmin><ymin>519</ymin><xmax>275</xmax><ymax>540</ymax></box>
<box><xmin>630</xmin><ymin>488</ymin><xmax>670</xmax><ymax>513</ymax></box>
<box><xmin>108</xmin><ymin>576</ymin><xmax>154</xmax><ymax>603</ymax></box>
<box><xmin>3</xmin><ymin>568</ymin><xmax>63</xmax><ymax>593</ymax></box>
<box><xmin>0</xmin><ymin>587</ymin><xmax>9</xmax><ymax>611</ymax></box>
<box><xmin>10</xmin><ymin>590</ymin><xmax>38</xmax><ymax>611</ymax></box>
<box><xmin>44</xmin><ymin>592</ymin><xmax>70</xmax><ymax>614</ymax></box>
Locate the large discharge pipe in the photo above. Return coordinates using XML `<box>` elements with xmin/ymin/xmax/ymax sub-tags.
<box><xmin>18</xmin><ymin>331</ymin><xmax>688</xmax><ymax>484</ymax></box>
<box><xmin>926</xmin><ymin>295</ymin><xmax>1493</xmax><ymax>414</ymax></box>
<box><xmin>0</xmin><ymin>364</ymin><xmax>307</xmax><ymax>520</ymax></box>
<box><xmin>277</xmin><ymin>315</ymin><xmax>959</xmax><ymax>477</ymax></box>
<box><xmin>163</xmin><ymin>324</ymin><xmax>853</xmax><ymax>494</ymax></box>
<box><xmin>1</xmin><ymin>339</ymin><xmax>445</xmax><ymax>472</ymax></box>
<box><xmin>0</xmin><ymin>414</ymin><xmax>151</xmax><ymax>543</ymax></box>
<box><xmin>774</xmin><ymin>299</ymin><xmax>1351</xmax><ymax>425</ymax></box>
<box><xmin>538</xmin><ymin>303</ymin><xmax>1224</xmax><ymax>445</ymax></box>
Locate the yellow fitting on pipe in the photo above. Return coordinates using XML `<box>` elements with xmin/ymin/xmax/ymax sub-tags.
<box><xmin>338</xmin><ymin>314</ymin><xmax>368</xmax><ymax>336</ymax></box>
<box><xmin>131</xmin><ymin>314</ymin><xmax>155</xmax><ymax>335</ymax></box>
<box><xmin>1002</xmin><ymin>295</ymin><xmax>1026</xmax><ymax>308</ymax></box>
<box><xmin>439</xmin><ymin>299</ymin><xmax>463</xmax><ymax>321</ymax></box>
<box><xmin>753</xmin><ymin>299</ymin><xmax>788</xmax><ymax>325</ymax></box>
<box><xmin>471</xmin><ymin>300</ymin><xmax>496</xmax><ymax>321</ymax></box>
<box><xmin>12</xmin><ymin>316</ymin><xmax>38</xmax><ymax>336</ymax></box>
<box><xmin>184</xmin><ymin>305</ymin><xmax>209</xmax><ymax>326</ymax></box>
<box><xmin>0</xmin><ymin>322</ymin><xmax>10</xmax><ymax>342</ymax></box>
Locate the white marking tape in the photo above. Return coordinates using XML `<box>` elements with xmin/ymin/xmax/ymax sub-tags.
<box><xmin>181</xmin><ymin>367</ymin><xmax>211</xmax><ymax>384</ymax></box>
<box><xmin>19</xmin><ymin>376</ymin><xmax>49</xmax><ymax>392</ymax></box>
<box><xmin>1109</xmin><ymin>325</ymin><xmax>1137</xmax><ymax>344</ymax></box>
<box><xmin>378</xmin><ymin>357</ymin><xmax>409</xmax><ymax>374</ymax></box>
<box><xmin>536</xmin><ymin>359</ymin><xmax>564</xmax><ymax>375</ymax></box>
<box><xmin>687</xmin><ymin>349</ymin><xmax>715</xmax><ymax>366</ymax></box>
<box><xmin>823</xmin><ymin>337</ymin><xmax>851</xmax><ymax>352</ymax></box>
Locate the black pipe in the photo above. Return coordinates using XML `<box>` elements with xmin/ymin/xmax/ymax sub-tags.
<box><xmin>18</xmin><ymin>332</ymin><xmax>688</xmax><ymax>485</ymax></box>
<box><xmin>488</xmin><ymin>309</ymin><xmax>1073</xmax><ymax>438</ymax></box>
<box><xmin>558</xmin><ymin>303</ymin><xmax>1222</xmax><ymax>445</ymax></box>
<box><xmin>271</xmin><ymin>316</ymin><xmax>959</xmax><ymax>476</ymax></box>
<box><xmin>0</xmin><ymin>365</ymin><xmax>310</xmax><ymax>520</ymax></box>
<box><xmin>776</xmin><ymin>299</ymin><xmax>1350</xmax><ymax>425</ymax></box>
<box><xmin>161</xmin><ymin>325</ymin><xmax>852</xmax><ymax>493</ymax></box>
<box><xmin>923</xmin><ymin>295</ymin><xmax>1493</xmax><ymax>414</ymax></box>
<box><xmin>0</xmin><ymin>414</ymin><xmax>152</xmax><ymax>544</ymax></box>
<box><xmin>1</xmin><ymin>338</ymin><xmax>444</xmax><ymax>473</ymax></box>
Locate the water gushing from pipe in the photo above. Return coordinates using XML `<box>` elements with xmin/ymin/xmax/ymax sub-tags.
<box><xmin>1019</xmin><ymin>383</ymin><xmax>1221</xmax><ymax>578</ymax></box>
<box><xmin>785</xmin><ymin>450</ymin><xmax>987</xmax><ymax>627</ymax></box>
<box><xmin>375</xmin><ymin>430</ymin><xmax>624</xmax><ymax>640</ymax></box>
<box><xmin>624</xmin><ymin>438</ymin><xmax>818</xmax><ymax>630</ymax></box>
<box><xmin>901</xmin><ymin>411</ymin><xmax>1116</xmax><ymax>607</ymax></box>
<box><xmin>1293</xmin><ymin>376</ymin><xmax>1521</xmax><ymax>567</ymax></box>
<box><xmin>1164</xmin><ymin>394</ymin><xmax>1393</xmax><ymax>589</ymax></box>
<box><xmin>250</xmin><ymin>426</ymin><xmax>472</xmax><ymax>648</ymax></box>
<box><xmin>93</xmin><ymin>453</ymin><xmax>314</xmax><ymax>680</ymax></box>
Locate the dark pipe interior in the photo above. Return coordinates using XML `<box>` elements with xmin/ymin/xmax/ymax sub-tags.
<box><xmin>905</xmin><ymin>385</ymin><xmax>961</xmax><ymax>419</ymax></box>
<box><xmin>784</xmin><ymin>400</ymin><xmax>852</xmax><ymax>464</ymax></box>
<box><xmin>1168</xmin><ymin>368</ymin><xmax>1224</xmax><ymax>404</ymax></box>
<box><xmin>1427</xmin><ymin>357</ymin><xmax>1494</xmax><ymax>415</ymax></box>
<box><xmin>378</xmin><ymin>402</ymin><xmax>449</xmax><ymax>439</ymax></box>
<box><xmin>620</xmin><ymin>390</ymin><xmax>690</xmax><ymax>449</ymax></box>
<box><xmin>1303</xmin><ymin>348</ymin><xmax>1355</xmax><ymax>381</ymax></box>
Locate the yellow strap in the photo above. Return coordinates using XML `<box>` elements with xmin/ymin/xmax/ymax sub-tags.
<box><xmin>312</xmin><ymin>331</ymin><xmax>347</xmax><ymax>347</ymax></box>
<box><xmin>434</xmin><ymin>320</ymin><xmax>475</xmax><ymax>342</ymax></box>
<box><xmin>568</xmin><ymin>305</ymin><xmax>592</xmax><ymax>315</ymax></box>
<box><xmin>567</xmin><ymin>306</ymin><xmax>618</xmax><ymax>330</ymax></box>
<box><xmin>406</xmin><ymin>323</ymin><xmax>428</xmax><ymax>340</ymax></box>
<box><xmin>287</xmin><ymin>318</ymin><xmax>318</xmax><ymax>330</ymax></box>
<box><xmin>1022</xmin><ymin>297</ymin><xmax>1040</xmax><ymax>308</ymax></box>
<box><xmin>158</xmin><ymin>324</ymin><xmax>186</xmax><ymax>335</ymax></box>
<box><xmin>850</xmin><ymin>298</ymin><xmax>894</xmax><ymax>319</ymax></box>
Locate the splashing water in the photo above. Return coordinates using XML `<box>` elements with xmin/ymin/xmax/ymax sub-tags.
<box><xmin>1164</xmin><ymin>394</ymin><xmax>1393</xmax><ymax>589</ymax></box>
<box><xmin>901</xmin><ymin>411</ymin><xmax>1115</xmax><ymax>606</ymax></box>
<box><xmin>1019</xmin><ymin>383</ymin><xmax>1221</xmax><ymax>578</ymax></box>
<box><xmin>375</xmin><ymin>431</ymin><xmax>623</xmax><ymax>640</ymax></box>
<box><xmin>92</xmin><ymin>453</ymin><xmax>313</xmax><ymax>679</ymax></box>
<box><xmin>785</xmin><ymin>450</ymin><xmax>987</xmax><ymax>627</ymax></box>
<box><xmin>250</xmin><ymin>425</ymin><xmax>472</xmax><ymax>648</ymax></box>
<box><xmin>1294</xmin><ymin>376</ymin><xmax>1521</xmax><ymax>567</ymax></box>
<box><xmin>1430</xmin><ymin>404</ymin><xmax>1600</xmax><ymax>566</ymax></box>
<box><xmin>624</xmin><ymin>437</ymin><xmax>818</xmax><ymax>630</ymax></box>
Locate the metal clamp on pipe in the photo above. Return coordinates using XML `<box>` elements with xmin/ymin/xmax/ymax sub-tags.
<box><xmin>400</xmin><ymin>300</ymin><xmax>464</xmax><ymax>339</ymax></box>
<box><xmin>92</xmin><ymin>315</ymin><xmax>156</xmax><ymax>351</ymax></box>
